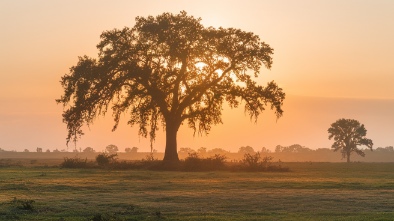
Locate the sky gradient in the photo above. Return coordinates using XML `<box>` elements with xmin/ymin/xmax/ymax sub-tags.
<box><xmin>1</xmin><ymin>0</ymin><xmax>394</xmax><ymax>152</ymax></box>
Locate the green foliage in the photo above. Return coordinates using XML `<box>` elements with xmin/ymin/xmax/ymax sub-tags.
<box><xmin>1</xmin><ymin>164</ymin><xmax>394</xmax><ymax>220</ymax></box>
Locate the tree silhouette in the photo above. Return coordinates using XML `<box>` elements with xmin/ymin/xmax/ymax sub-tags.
<box><xmin>83</xmin><ymin>147</ymin><xmax>95</xmax><ymax>153</ymax></box>
<box><xmin>328</xmin><ymin>118</ymin><xmax>373</xmax><ymax>163</ymax></box>
<box><xmin>238</xmin><ymin>146</ymin><xmax>255</xmax><ymax>154</ymax></box>
<box><xmin>105</xmin><ymin>144</ymin><xmax>119</xmax><ymax>154</ymax></box>
<box><xmin>57</xmin><ymin>11</ymin><xmax>285</xmax><ymax>163</ymax></box>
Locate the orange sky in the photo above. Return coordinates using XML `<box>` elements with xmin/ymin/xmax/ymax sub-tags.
<box><xmin>1</xmin><ymin>1</ymin><xmax>394</xmax><ymax>152</ymax></box>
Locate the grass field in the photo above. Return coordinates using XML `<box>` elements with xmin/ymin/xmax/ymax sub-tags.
<box><xmin>0</xmin><ymin>162</ymin><xmax>393</xmax><ymax>220</ymax></box>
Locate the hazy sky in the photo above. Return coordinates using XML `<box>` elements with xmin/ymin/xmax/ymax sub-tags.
<box><xmin>1</xmin><ymin>1</ymin><xmax>394</xmax><ymax>152</ymax></box>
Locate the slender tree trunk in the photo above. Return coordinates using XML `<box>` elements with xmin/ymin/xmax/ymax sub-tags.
<box><xmin>346</xmin><ymin>151</ymin><xmax>351</xmax><ymax>163</ymax></box>
<box><xmin>163</xmin><ymin>120</ymin><xmax>180</xmax><ymax>162</ymax></box>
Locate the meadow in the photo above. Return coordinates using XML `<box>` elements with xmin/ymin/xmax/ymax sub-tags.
<box><xmin>0</xmin><ymin>161</ymin><xmax>393</xmax><ymax>220</ymax></box>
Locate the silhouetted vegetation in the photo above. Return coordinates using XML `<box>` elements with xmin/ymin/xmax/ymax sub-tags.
<box><xmin>83</xmin><ymin>147</ymin><xmax>95</xmax><ymax>153</ymax></box>
<box><xmin>105</xmin><ymin>144</ymin><xmax>118</xmax><ymax>154</ymax></box>
<box><xmin>61</xmin><ymin>157</ymin><xmax>90</xmax><ymax>168</ymax></box>
<box><xmin>182</xmin><ymin>153</ymin><xmax>227</xmax><ymax>171</ymax></box>
<box><xmin>328</xmin><ymin>118</ymin><xmax>373</xmax><ymax>163</ymax></box>
<box><xmin>57</xmin><ymin>11</ymin><xmax>285</xmax><ymax>163</ymax></box>
<box><xmin>58</xmin><ymin>151</ymin><xmax>289</xmax><ymax>172</ymax></box>
<box><xmin>125</xmin><ymin>147</ymin><xmax>138</xmax><ymax>153</ymax></box>
<box><xmin>95</xmin><ymin>153</ymin><xmax>118</xmax><ymax>167</ymax></box>
<box><xmin>240</xmin><ymin>152</ymin><xmax>289</xmax><ymax>172</ymax></box>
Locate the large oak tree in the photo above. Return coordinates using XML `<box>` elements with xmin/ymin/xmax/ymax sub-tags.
<box><xmin>57</xmin><ymin>11</ymin><xmax>285</xmax><ymax>162</ymax></box>
<box><xmin>328</xmin><ymin>118</ymin><xmax>373</xmax><ymax>163</ymax></box>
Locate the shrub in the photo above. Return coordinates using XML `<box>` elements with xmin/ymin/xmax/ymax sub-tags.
<box><xmin>239</xmin><ymin>152</ymin><xmax>289</xmax><ymax>172</ymax></box>
<box><xmin>96</xmin><ymin>153</ymin><xmax>118</xmax><ymax>167</ymax></box>
<box><xmin>61</xmin><ymin>157</ymin><xmax>89</xmax><ymax>168</ymax></box>
<box><xmin>182</xmin><ymin>153</ymin><xmax>227</xmax><ymax>171</ymax></box>
<box><xmin>241</xmin><ymin>152</ymin><xmax>273</xmax><ymax>171</ymax></box>
<box><xmin>144</xmin><ymin>153</ymin><xmax>157</xmax><ymax>162</ymax></box>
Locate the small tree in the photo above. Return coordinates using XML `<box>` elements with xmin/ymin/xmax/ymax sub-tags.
<box><xmin>96</xmin><ymin>153</ymin><xmax>117</xmax><ymax>166</ymax></box>
<box><xmin>328</xmin><ymin>118</ymin><xmax>373</xmax><ymax>163</ymax></box>
<box><xmin>105</xmin><ymin>144</ymin><xmax>118</xmax><ymax>154</ymax></box>
<box><xmin>238</xmin><ymin>146</ymin><xmax>255</xmax><ymax>155</ymax></box>
<box><xmin>125</xmin><ymin>147</ymin><xmax>138</xmax><ymax>153</ymax></box>
<box><xmin>83</xmin><ymin>147</ymin><xmax>95</xmax><ymax>153</ymax></box>
<box><xmin>260</xmin><ymin>147</ymin><xmax>271</xmax><ymax>153</ymax></box>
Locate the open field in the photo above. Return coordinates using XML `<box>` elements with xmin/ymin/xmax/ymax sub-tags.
<box><xmin>0</xmin><ymin>162</ymin><xmax>393</xmax><ymax>220</ymax></box>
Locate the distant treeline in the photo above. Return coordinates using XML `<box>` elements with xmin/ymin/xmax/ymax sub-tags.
<box><xmin>1</xmin><ymin>144</ymin><xmax>393</xmax><ymax>162</ymax></box>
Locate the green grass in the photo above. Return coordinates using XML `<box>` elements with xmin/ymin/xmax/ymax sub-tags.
<box><xmin>0</xmin><ymin>162</ymin><xmax>393</xmax><ymax>220</ymax></box>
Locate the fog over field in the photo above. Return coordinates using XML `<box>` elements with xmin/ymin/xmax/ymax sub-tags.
<box><xmin>1</xmin><ymin>95</ymin><xmax>393</xmax><ymax>153</ymax></box>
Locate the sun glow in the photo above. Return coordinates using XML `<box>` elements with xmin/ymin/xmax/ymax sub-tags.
<box><xmin>195</xmin><ymin>62</ymin><xmax>207</xmax><ymax>70</ymax></box>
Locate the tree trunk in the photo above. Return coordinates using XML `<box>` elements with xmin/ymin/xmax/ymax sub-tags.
<box><xmin>346</xmin><ymin>151</ymin><xmax>351</xmax><ymax>163</ymax></box>
<box><xmin>163</xmin><ymin>120</ymin><xmax>180</xmax><ymax>162</ymax></box>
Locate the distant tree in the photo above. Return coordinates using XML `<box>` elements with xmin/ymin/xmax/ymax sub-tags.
<box><xmin>36</xmin><ymin>147</ymin><xmax>42</xmax><ymax>153</ymax></box>
<box><xmin>56</xmin><ymin>11</ymin><xmax>285</xmax><ymax>163</ymax></box>
<box><xmin>328</xmin><ymin>118</ymin><xmax>373</xmax><ymax>163</ymax></box>
<box><xmin>24</xmin><ymin>149</ymin><xmax>29</xmax><ymax>152</ymax></box>
<box><xmin>208</xmin><ymin>148</ymin><xmax>229</xmax><ymax>155</ymax></box>
<box><xmin>105</xmin><ymin>144</ymin><xmax>119</xmax><ymax>154</ymax></box>
<box><xmin>386</xmin><ymin>146</ymin><xmax>394</xmax><ymax>152</ymax></box>
<box><xmin>375</xmin><ymin>146</ymin><xmax>394</xmax><ymax>152</ymax></box>
<box><xmin>275</xmin><ymin>145</ymin><xmax>284</xmax><ymax>153</ymax></box>
<box><xmin>197</xmin><ymin>147</ymin><xmax>207</xmax><ymax>155</ymax></box>
<box><xmin>0</xmin><ymin>148</ymin><xmax>4</xmax><ymax>152</ymax></box>
<box><xmin>83</xmin><ymin>147</ymin><xmax>95</xmax><ymax>153</ymax></box>
<box><xmin>53</xmin><ymin>149</ymin><xmax>60</xmax><ymax>153</ymax></box>
<box><xmin>315</xmin><ymin>148</ymin><xmax>331</xmax><ymax>153</ymax></box>
<box><xmin>238</xmin><ymin>146</ymin><xmax>255</xmax><ymax>154</ymax></box>
<box><xmin>125</xmin><ymin>147</ymin><xmax>138</xmax><ymax>153</ymax></box>
<box><xmin>260</xmin><ymin>147</ymin><xmax>271</xmax><ymax>153</ymax></box>
<box><xmin>46</xmin><ymin>149</ymin><xmax>51</xmax><ymax>153</ymax></box>
<box><xmin>178</xmin><ymin>147</ymin><xmax>195</xmax><ymax>154</ymax></box>
<box><xmin>274</xmin><ymin>144</ymin><xmax>311</xmax><ymax>153</ymax></box>
<box><xmin>96</xmin><ymin>153</ymin><xmax>117</xmax><ymax>166</ymax></box>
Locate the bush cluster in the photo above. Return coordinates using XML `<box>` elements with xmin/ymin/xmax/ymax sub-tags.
<box><xmin>60</xmin><ymin>157</ymin><xmax>91</xmax><ymax>168</ymax></box>
<box><xmin>183</xmin><ymin>153</ymin><xmax>227</xmax><ymax>171</ymax></box>
<box><xmin>60</xmin><ymin>152</ymin><xmax>289</xmax><ymax>172</ymax></box>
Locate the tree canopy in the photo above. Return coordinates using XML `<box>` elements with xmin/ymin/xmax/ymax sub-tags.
<box><xmin>57</xmin><ymin>11</ymin><xmax>285</xmax><ymax>162</ymax></box>
<box><xmin>328</xmin><ymin>118</ymin><xmax>373</xmax><ymax>162</ymax></box>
